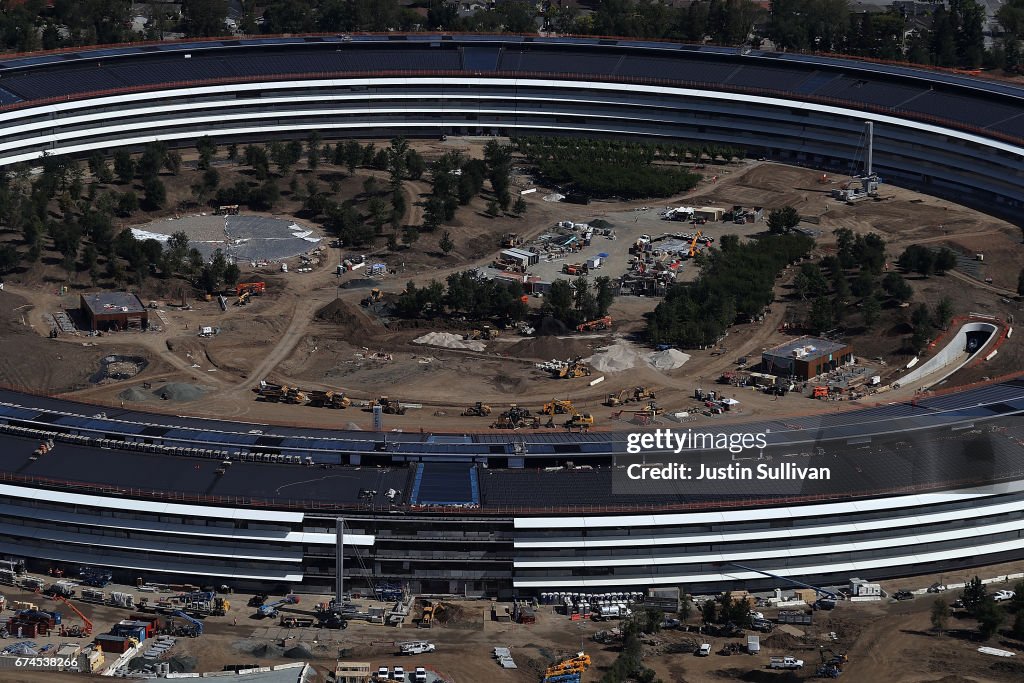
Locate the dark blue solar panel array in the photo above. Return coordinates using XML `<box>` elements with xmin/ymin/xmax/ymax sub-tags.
<box><xmin>0</xmin><ymin>87</ymin><xmax>22</xmax><ymax>105</ymax></box>
<box><xmin>410</xmin><ymin>462</ymin><xmax>478</xmax><ymax>505</ymax></box>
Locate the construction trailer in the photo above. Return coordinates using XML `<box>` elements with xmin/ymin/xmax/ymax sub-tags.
<box><xmin>499</xmin><ymin>248</ymin><xmax>539</xmax><ymax>269</ymax></box>
<box><xmin>694</xmin><ymin>206</ymin><xmax>726</xmax><ymax>221</ymax></box>
<box><xmin>79</xmin><ymin>292</ymin><xmax>149</xmax><ymax>332</ymax></box>
<box><xmin>335</xmin><ymin>662</ymin><xmax>372</xmax><ymax>683</ymax></box>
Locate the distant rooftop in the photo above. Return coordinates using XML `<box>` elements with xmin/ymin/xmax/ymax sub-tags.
<box><xmin>80</xmin><ymin>291</ymin><xmax>146</xmax><ymax>314</ymax></box>
<box><xmin>764</xmin><ymin>336</ymin><xmax>848</xmax><ymax>360</ymax></box>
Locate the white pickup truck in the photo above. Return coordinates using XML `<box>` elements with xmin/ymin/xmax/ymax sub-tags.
<box><xmin>399</xmin><ymin>641</ymin><xmax>436</xmax><ymax>655</ymax></box>
<box><xmin>993</xmin><ymin>590</ymin><xmax>1016</xmax><ymax>602</ymax></box>
<box><xmin>769</xmin><ymin>656</ymin><xmax>804</xmax><ymax>669</ymax></box>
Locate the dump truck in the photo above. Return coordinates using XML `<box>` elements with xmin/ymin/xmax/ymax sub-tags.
<box><xmin>308</xmin><ymin>390</ymin><xmax>350</xmax><ymax>409</ymax></box>
<box><xmin>462</xmin><ymin>402</ymin><xmax>492</xmax><ymax>417</ymax></box>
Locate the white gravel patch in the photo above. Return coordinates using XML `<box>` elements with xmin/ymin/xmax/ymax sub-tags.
<box><xmin>413</xmin><ymin>332</ymin><xmax>486</xmax><ymax>352</ymax></box>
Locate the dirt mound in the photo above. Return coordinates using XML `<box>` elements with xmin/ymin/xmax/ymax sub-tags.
<box><xmin>647</xmin><ymin>348</ymin><xmax>690</xmax><ymax>370</ymax></box>
<box><xmin>413</xmin><ymin>332</ymin><xmax>485</xmax><ymax>351</ymax></box>
<box><xmin>586</xmin><ymin>340</ymin><xmax>641</xmax><ymax>372</ymax></box>
<box><xmin>283</xmin><ymin>643</ymin><xmax>314</xmax><ymax>659</ymax></box>
<box><xmin>152</xmin><ymin>382</ymin><xmax>206</xmax><ymax>402</ymax></box>
<box><xmin>166</xmin><ymin>654</ymin><xmax>198</xmax><ymax>673</ymax></box>
<box><xmin>118</xmin><ymin>386</ymin><xmax>153</xmax><ymax>402</ymax></box>
<box><xmin>316</xmin><ymin>298</ymin><xmax>379</xmax><ymax>338</ymax></box>
<box><xmin>341</xmin><ymin>278</ymin><xmax>380</xmax><ymax>289</ymax></box>
<box><xmin>506</xmin><ymin>336</ymin><xmax>594</xmax><ymax>361</ymax></box>
<box><xmin>761</xmin><ymin>631</ymin><xmax>806</xmax><ymax>649</ymax></box>
<box><xmin>536</xmin><ymin>316</ymin><xmax>570</xmax><ymax>336</ymax></box>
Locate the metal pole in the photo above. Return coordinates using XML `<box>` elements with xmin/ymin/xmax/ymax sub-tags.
<box><xmin>342</xmin><ymin>518</ymin><xmax>350</xmax><ymax>610</ymax></box>
<box><xmin>865</xmin><ymin>121</ymin><xmax>873</xmax><ymax>176</ymax></box>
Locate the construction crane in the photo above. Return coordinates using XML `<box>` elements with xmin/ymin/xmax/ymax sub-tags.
<box><xmin>42</xmin><ymin>591</ymin><xmax>92</xmax><ymax>637</ymax></box>
<box><xmin>576</xmin><ymin>315</ymin><xmax>612</xmax><ymax>333</ymax></box>
<box><xmin>688</xmin><ymin>230</ymin><xmax>704</xmax><ymax>258</ymax></box>
<box><xmin>170</xmin><ymin>610</ymin><xmax>204</xmax><ymax>636</ymax></box>
<box><xmin>543</xmin><ymin>652</ymin><xmax>591</xmax><ymax>682</ymax></box>
<box><xmin>257</xmin><ymin>595</ymin><xmax>299</xmax><ymax>619</ymax></box>
<box><xmin>723</xmin><ymin>562</ymin><xmax>838</xmax><ymax>607</ymax></box>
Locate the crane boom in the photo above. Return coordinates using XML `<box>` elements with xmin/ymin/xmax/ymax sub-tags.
<box><xmin>45</xmin><ymin>592</ymin><xmax>93</xmax><ymax>635</ymax></box>
<box><xmin>724</xmin><ymin>562</ymin><xmax>839</xmax><ymax>601</ymax></box>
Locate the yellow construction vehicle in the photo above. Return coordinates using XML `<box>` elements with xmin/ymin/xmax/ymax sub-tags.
<box><xmin>632</xmin><ymin>386</ymin><xmax>656</xmax><ymax>402</ymax></box>
<box><xmin>545</xmin><ymin>653</ymin><xmax>591</xmax><ymax>678</ymax></box>
<box><xmin>235</xmin><ymin>291</ymin><xmax>252</xmax><ymax>306</ymax></box>
<box><xmin>462</xmin><ymin>402</ymin><xmax>492</xmax><ymax>417</ymax></box>
<box><xmin>466</xmin><ymin>325</ymin><xmax>501</xmax><ymax>341</ymax></box>
<box><xmin>565</xmin><ymin>413</ymin><xmax>595</xmax><ymax>431</ymax></box>
<box><xmin>491</xmin><ymin>405</ymin><xmax>539</xmax><ymax>429</ymax></box>
<box><xmin>283</xmin><ymin>388</ymin><xmax>307</xmax><ymax>405</ymax></box>
<box><xmin>688</xmin><ymin>230</ymin><xmax>704</xmax><ymax>258</ymax></box>
<box><xmin>555</xmin><ymin>360</ymin><xmax>591</xmax><ymax>379</ymax></box>
<box><xmin>360</xmin><ymin>288</ymin><xmax>383</xmax><ymax>307</ymax></box>
<box><xmin>541</xmin><ymin>399</ymin><xmax>574</xmax><ymax>415</ymax></box>
<box><xmin>309</xmin><ymin>390</ymin><xmax>350</xmax><ymax>409</ymax></box>
<box><xmin>604</xmin><ymin>389</ymin><xmax>628</xmax><ymax>407</ymax></box>
<box><xmin>372</xmin><ymin>396</ymin><xmax>406</xmax><ymax>415</ymax></box>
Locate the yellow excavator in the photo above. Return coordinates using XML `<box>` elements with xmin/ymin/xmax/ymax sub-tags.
<box><xmin>541</xmin><ymin>399</ymin><xmax>575</xmax><ymax>415</ymax></box>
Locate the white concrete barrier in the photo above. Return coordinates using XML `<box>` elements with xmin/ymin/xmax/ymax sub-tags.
<box><xmin>899</xmin><ymin>321</ymin><xmax>998</xmax><ymax>388</ymax></box>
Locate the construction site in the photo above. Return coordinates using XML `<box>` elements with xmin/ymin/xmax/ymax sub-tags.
<box><xmin>0</xmin><ymin>135</ymin><xmax>1019</xmax><ymax>434</ymax></box>
<box><xmin>4</xmin><ymin>559</ymin><xmax>1024</xmax><ymax>683</ymax></box>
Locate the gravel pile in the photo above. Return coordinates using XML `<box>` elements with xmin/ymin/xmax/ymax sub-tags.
<box><xmin>283</xmin><ymin>643</ymin><xmax>314</xmax><ymax>659</ymax></box>
<box><xmin>646</xmin><ymin>348</ymin><xmax>691</xmax><ymax>370</ymax></box>
<box><xmin>413</xmin><ymin>332</ymin><xmax>486</xmax><ymax>352</ymax></box>
<box><xmin>118</xmin><ymin>386</ymin><xmax>153</xmax><ymax>403</ymax></box>
<box><xmin>586</xmin><ymin>341</ymin><xmax>641</xmax><ymax>372</ymax></box>
<box><xmin>152</xmin><ymin>383</ymin><xmax>207</xmax><ymax>402</ymax></box>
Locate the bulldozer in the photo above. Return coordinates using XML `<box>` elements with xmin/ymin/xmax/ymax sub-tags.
<box><xmin>632</xmin><ymin>386</ymin><xmax>656</xmax><ymax>402</ymax></box>
<box><xmin>492</xmin><ymin>405</ymin><xmax>539</xmax><ymax>429</ymax></box>
<box><xmin>555</xmin><ymin>360</ymin><xmax>591</xmax><ymax>379</ymax></box>
<box><xmin>373</xmin><ymin>396</ymin><xmax>406</xmax><ymax>415</ymax></box>
<box><xmin>541</xmin><ymin>399</ymin><xmax>574</xmax><ymax>415</ymax></box>
<box><xmin>462</xmin><ymin>402</ymin><xmax>492</xmax><ymax>417</ymax></box>
<box><xmin>360</xmin><ymin>288</ymin><xmax>383</xmax><ymax>307</ymax></box>
<box><xmin>466</xmin><ymin>325</ymin><xmax>501</xmax><ymax>341</ymax></box>
<box><xmin>605</xmin><ymin>389</ymin><xmax>628</xmax><ymax>407</ymax></box>
<box><xmin>565</xmin><ymin>413</ymin><xmax>595</xmax><ymax>431</ymax></box>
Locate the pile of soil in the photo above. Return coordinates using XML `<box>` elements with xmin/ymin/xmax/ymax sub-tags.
<box><xmin>507</xmin><ymin>336</ymin><xmax>594</xmax><ymax>361</ymax></box>
<box><xmin>586</xmin><ymin>341</ymin><xmax>641</xmax><ymax>372</ymax></box>
<box><xmin>536</xmin><ymin>316</ymin><xmax>570</xmax><ymax>336</ymax></box>
<box><xmin>152</xmin><ymin>382</ymin><xmax>207</xmax><ymax>402</ymax></box>
<box><xmin>647</xmin><ymin>348</ymin><xmax>691</xmax><ymax>370</ymax></box>
<box><xmin>316</xmin><ymin>298</ymin><xmax>379</xmax><ymax>339</ymax></box>
<box><xmin>761</xmin><ymin>631</ymin><xmax>806</xmax><ymax>649</ymax></box>
<box><xmin>283</xmin><ymin>643</ymin><xmax>314</xmax><ymax>659</ymax></box>
<box><xmin>118</xmin><ymin>386</ymin><xmax>153</xmax><ymax>403</ymax></box>
<box><xmin>413</xmin><ymin>332</ymin><xmax>486</xmax><ymax>352</ymax></box>
<box><xmin>341</xmin><ymin>278</ymin><xmax>380</xmax><ymax>289</ymax></box>
<box><xmin>166</xmin><ymin>654</ymin><xmax>198</xmax><ymax>673</ymax></box>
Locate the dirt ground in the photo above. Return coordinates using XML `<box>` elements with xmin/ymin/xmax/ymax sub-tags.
<box><xmin>0</xmin><ymin>148</ymin><xmax>1020</xmax><ymax>431</ymax></box>
<box><xmin>7</xmin><ymin>558</ymin><xmax>1024</xmax><ymax>683</ymax></box>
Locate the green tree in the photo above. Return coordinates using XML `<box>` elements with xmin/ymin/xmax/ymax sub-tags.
<box><xmin>961</xmin><ymin>576</ymin><xmax>987</xmax><ymax>614</ymax></box>
<box><xmin>196</xmin><ymin>135</ymin><xmax>217</xmax><ymax>170</ymax></box>
<box><xmin>976</xmin><ymin>599</ymin><xmax>1004</xmax><ymax>640</ymax></box>
<box><xmin>810</xmin><ymin>296</ymin><xmax>834</xmax><ymax>333</ymax></box>
<box><xmin>931</xmin><ymin>598</ymin><xmax>950</xmax><ymax>634</ymax></box>
<box><xmin>402</xmin><ymin>225</ymin><xmax>420</xmax><ymax>247</ymax></box>
<box><xmin>113</xmin><ymin>150</ymin><xmax>135</xmax><ymax>184</ymax></box>
<box><xmin>512</xmin><ymin>196</ymin><xmax>527</xmax><ymax>216</ymax></box>
<box><xmin>935</xmin><ymin>297</ymin><xmax>954</xmax><ymax>330</ymax></box>
<box><xmin>594</xmin><ymin>276</ymin><xmax>616</xmax><ymax>317</ymax></box>
<box><xmin>485</xmin><ymin>199</ymin><xmax>500</xmax><ymax>217</ymax></box>
<box><xmin>547</xmin><ymin>279</ymin><xmax>575</xmax><ymax>324</ymax></box>
<box><xmin>767</xmin><ymin>205</ymin><xmax>801</xmax><ymax>234</ymax></box>
<box><xmin>116</xmin><ymin>190</ymin><xmax>139</xmax><ymax>217</ymax></box>
<box><xmin>701</xmin><ymin>599</ymin><xmax>717</xmax><ymax>626</ymax></box>
<box><xmin>439</xmin><ymin>230</ymin><xmax>454</xmax><ymax>255</ymax></box>
<box><xmin>1017</xmin><ymin>268</ymin><xmax>1024</xmax><ymax>296</ymax></box>
<box><xmin>862</xmin><ymin>294</ymin><xmax>881</xmax><ymax>330</ymax></box>
<box><xmin>882</xmin><ymin>272</ymin><xmax>913</xmax><ymax>303</ymax></box>
<box><xmin>182</xmin><ymin>0</ymin><xmax>228</xmax><ymax>37</ymax></box>
<box><xmin>0</xmin><ymin>244</ymin><xmax>18</xmax><ymax>274</ymax></box>
<box><xmin>142</xmin><ymin>177</ymin><xmax>166</xmax><ymax>210</ymax></box>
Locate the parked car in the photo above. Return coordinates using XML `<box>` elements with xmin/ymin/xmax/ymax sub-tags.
<box><xmin>893</xmin><ymin>590</ymin><xmax>914</xmax><ymax>601</ymax></box>
<box><xmin>697</xmin><ymin>643</ymin><xmax>712</xmax><ymax>657</ymax></box>
<box><xmin>927</xmin><ymin>583</ymin><xmax>947</xmax><ymax>593</ymax></box>
<box><xmin>993</xmin><ymin>590</ymin><xmax>1016</xmax><ymax>602</ymax></box>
